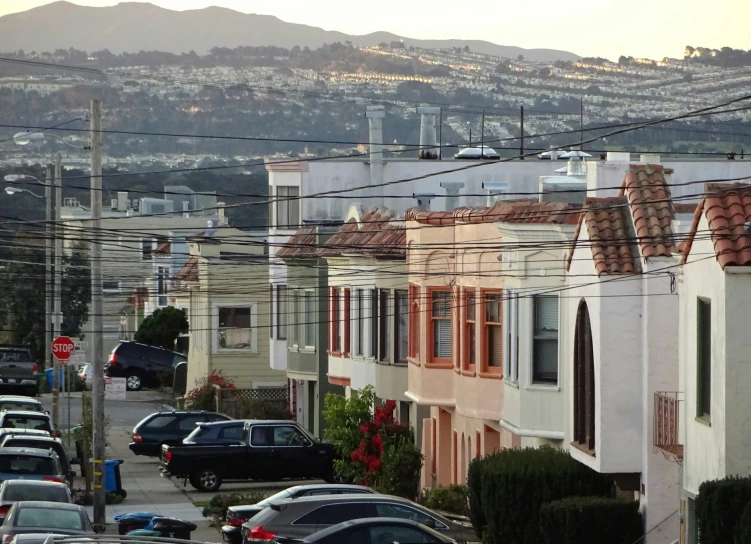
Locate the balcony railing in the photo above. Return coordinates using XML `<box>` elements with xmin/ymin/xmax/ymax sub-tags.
<box><xmin>654</xmin><ymin>391</ymin><xmax>683</xmax><ymax>461</ymax></box>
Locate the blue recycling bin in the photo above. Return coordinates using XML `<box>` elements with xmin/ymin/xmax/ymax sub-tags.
<box><xmin>44</xmin><ymin>367</ymin><xmax>65</xmax><ymax>391</ymax></box>
<box><xmin>104</xmin><ymin>459</ymin><xmax>126</xmax><ymax>496</ymax></box>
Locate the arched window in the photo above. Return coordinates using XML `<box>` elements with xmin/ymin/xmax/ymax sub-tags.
<box><xmin>573</xmin><ymin>299</ymin><xmax>595</xmax><ymax>453</ymax></box>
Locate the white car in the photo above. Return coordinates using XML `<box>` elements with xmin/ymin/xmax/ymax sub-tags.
<box><xmin>77</xmin><ymin>364</ymin><xmax>92</xmax><ymax>389</ymax></box>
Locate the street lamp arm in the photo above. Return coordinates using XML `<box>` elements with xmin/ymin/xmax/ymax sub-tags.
<box><xmin>5</xmin><ymin>186</ymin><xmax>43</xmax><ymax>199</ymax></box>
<box><xmin>12</xmin><ymin>131</ymin><xmax>90</xmax><ymax>151</ymax></box>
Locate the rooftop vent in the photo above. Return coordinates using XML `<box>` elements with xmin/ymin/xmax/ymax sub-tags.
<box><xmin>412</xmin><ymin>193</ymin><xmax>436</xmax><ymax>211</ymax></box>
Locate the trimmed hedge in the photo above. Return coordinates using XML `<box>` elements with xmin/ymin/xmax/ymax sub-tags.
<box><xmin>470</xmin><ymin>447</ymin><xmax>613</xmax><ymax>544</ymax></box>
<box><xmin>697</xmin><ymin>476</ymin><xmax>751</xmax><ymax>544</ymax></box>
<box><xmin>421</xmin><ymin>484</ymin><xmax>468</xmax><ymax>516</ymax></box>
<box><xmin>737</xmin><ymin>502</ymin><xmax>751</xmax><ymax>544</ymax></box>
<box><xmin>539</xmin><ymin>496</ymin><xmax>643</xmax><ymax>544</ymax></box>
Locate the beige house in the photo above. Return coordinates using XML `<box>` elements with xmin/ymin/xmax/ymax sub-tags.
<box><xmin>179</xmin><ymin>228</ymin><xmax>286</xmax><ymax>390</ymax></box>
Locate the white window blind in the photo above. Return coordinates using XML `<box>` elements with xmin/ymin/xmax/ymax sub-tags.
<box><xmin>432</xmin><ymin>291</ymin><xmax>451</xmax><ymax>359</ymax></box>
<box><xmin>533</xmin><ymin>295</ymin><xmax>559</xmax><ymax>384</ymax></box>
<box><xmin>504</xmin><ymin>289</ymin><xmax>519</xmax><ymax>382</ymax></box>
<box><xmin>485</xmin><ymin>293</ymin><xmax>503</xmax><ymax>367</ymax></box>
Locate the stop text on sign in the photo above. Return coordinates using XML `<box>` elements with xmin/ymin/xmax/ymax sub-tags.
<box><xmin>51</xmin><ymin>336</ymin><xmax>76</xmax><ymax>361</ymax></box>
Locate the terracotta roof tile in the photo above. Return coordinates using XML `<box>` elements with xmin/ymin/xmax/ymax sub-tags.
<box><xmin>619</xmin><ymin>165</ymin><xmax>676</xmax><ymax>260</ymax></box>
<box><xmin>478</xmin><ymin>199</ymin><xmax>581</xmax><ymax>224</ymax></box>
<box><xmin>322</xmin><ymin>208</ymin><xmax>405</xmax><ymax>259</ymax></box>
<box><xmin>568</xmin><ymin>197</ymin><xmax>637</xmax><ymax>276</ymax></box>
<box><xmin>277</xmin><ymin>226</ymin><xmax>318</xmax><ymax>258</ymax></box>
<box><xmin>405</xmin><ymin>208</ymin><xmax>455</xmax><ymax>225</ymax></box>
<box><xmin>680</xmin><ymin>183</ymin><xmax>751</xmax><ymax>269</ymax></box>
<box><xmin>176</xmin><ymin>256</ymin><xmax>198</xmax><ymax>282</ymax></box>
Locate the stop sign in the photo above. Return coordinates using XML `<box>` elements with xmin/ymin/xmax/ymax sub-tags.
<box><xmin>51</xmin><ymin>336</ymin><xmax>75</xmax><ymax>361</ymax></box>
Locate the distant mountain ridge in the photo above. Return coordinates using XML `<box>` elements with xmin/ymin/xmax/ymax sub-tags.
<box><xmin>0</xmin><ymin>1</ymin><xmax>580</xmax><ymax>62</ymax></box>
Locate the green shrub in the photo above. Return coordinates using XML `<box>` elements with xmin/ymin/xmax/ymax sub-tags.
<box><xmin>380</xmin><ymin>438</ymin><xmax>423</xmax><ymax>501</ymax></box>
<box><xmin>697</xmin><ymin>476</ymin><xmax>751</xmax><ymax>544</ymax></box>
<box><xmin>201</xmin><ymin>491</ymin><xmax>266</xmax><ymax>520</ymax></box>
<box><xmin>421</xmin><ymin>484</ymin><xmax>468</xmax><ymax>516</ymax></box>
<box><xmin>539</xmin><ymin>496</ymin><xmax>642</xmax><ymax>544</ymax></box>
<box><xmin>471</xmin><ymin>447</ymin><xmax>612</xmax><ymax>544</ymax></box>
<box><xmin>237</xmin><ymin>399</ymin><xmax>294</xmax><ymax>420</ymax></box>
<box><xmin>468</xmin><ymin>458</ymin><xmax>486</xmax><ymax>538</ymax></box>
<box><xmin>737</xmin><ymin>502</ymin><xmax>751</xmax><ymax>544</ymax></box>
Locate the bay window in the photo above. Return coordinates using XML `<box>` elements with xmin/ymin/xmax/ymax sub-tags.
<box><xmin>532</xmin><ymin>295</ymin><xmax>559</xmax><ymax>384</ymax></box>
<box><xmin>430</xmin><ymin>290</ymin><xmax>451</xmax><ymax>363</ymax></box>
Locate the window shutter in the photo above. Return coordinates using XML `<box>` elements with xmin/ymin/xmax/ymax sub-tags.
<box><xmin>434</xmin><ymin>319</ymin><xmax>451</xmax><ymax>358</ymax></box>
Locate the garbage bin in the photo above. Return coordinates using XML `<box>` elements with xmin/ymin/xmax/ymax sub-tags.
<box><xmin>104</xmin><ymin>459</ymin><xmax>127</xmax><ymax>497</ymax></box>
<box><xmin>152</xmin><ymin>517</ymin><xmax>198</xmax><ymax>540</ymax></box>
<box><xmin>115</xmin><ymin>512</ymin><xmax>158</xmax><ymax>535</ymax></box>
<box><xmin>125</xmin><ymin>530</ymin><xmax>161</xmax><ymax>537</ymax></box>
<box><xmin>44</xmin><ymin>367</ymin><xmax>65</xmax><ymax>391</ymax></box>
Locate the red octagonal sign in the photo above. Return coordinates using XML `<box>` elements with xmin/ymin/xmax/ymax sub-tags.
<box><xmin>51</xmin><ymin>336</ymin><xmax>75</xmax><ymax>361</ymax></box>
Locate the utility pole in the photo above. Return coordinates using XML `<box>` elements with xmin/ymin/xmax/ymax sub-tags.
<box><xmin>480</xmin><ymin>110</ymin><xmax>485</xmax><ymax>158</ymax></box>
<box><xmin>438</xmin><ymin>109</ymin><xmax>442</xmax><ymax>160</ymax></box>
<box><xmin>45</xmin><ymin>167</ymin><xmax>57</xmax><ymax>428</ymax></box>
<box><xmin>53</xmin><ymin>154</ymin><xmax>64</xmax><ymax>436</ymax></box>
<box><xmin>89</xmin><ymin>99</ymin><xmax>105</xmax><ymax>524</ymax></box>
<box><xmin>520</xmin><ymin>106</ymin><xmax>525</xmax><ymax>159</ymax></box>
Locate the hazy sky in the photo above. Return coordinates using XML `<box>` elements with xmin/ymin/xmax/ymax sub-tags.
<box><xmin>1</xmin><ymin>0</ymin><xmax>750</xmax><ymax>60</ymax></box>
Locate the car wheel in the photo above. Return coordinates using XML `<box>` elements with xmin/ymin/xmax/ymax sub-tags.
<box><xmin>323</xmin><ymin>465</ymin><xmax>351</xmax><ymax>484</ymax></box>
<box><xmin>125</xmin><ymin>372</ymin><xmax>143</xmax><ymax>391</ymax></box>
<box><xmin>193</xmin><ymin>467</ymin><xmax>222</xmax><ymax>492</ymax></box>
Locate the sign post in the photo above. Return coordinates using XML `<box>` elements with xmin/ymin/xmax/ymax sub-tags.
<box><xmin>51</xmin><ymin>336</ymin><xmax>75</xmax><ymax>445</ymax></box>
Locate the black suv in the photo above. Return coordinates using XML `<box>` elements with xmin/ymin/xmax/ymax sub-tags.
<box><xmin>104</xmin><ymin>342</ymin><xmax>186</xmax><ymax>391</ymax></box>
<box><xmin>129</xmin><ymin>411</ymin><xmax>230</xmax><ymax>457</ymax></box>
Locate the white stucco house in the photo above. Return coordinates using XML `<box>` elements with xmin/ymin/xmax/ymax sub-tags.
<box><xmin>564</xmin><ymin>164</ymin><xmax>684</xmax><ymax>544</ymax></box>
<box><xmin>676</xmin><ymin>182</ymin><xmax>751</xmax><ymax>544</ymax></box>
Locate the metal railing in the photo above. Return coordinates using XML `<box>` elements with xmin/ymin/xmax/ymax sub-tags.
<box><xmin>654</xmin><ymin>391</ymin><xmax>683</xmax><ymax>461</ymax></box>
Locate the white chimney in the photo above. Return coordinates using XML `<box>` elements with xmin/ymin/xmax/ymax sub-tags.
<box><xmin>417</xmin><ymin>105</ymin><xmax>441</xmax><ymax>159</ymax></box>
<box><xmin>218</xmin><ymin>202</ymin><xmax>227</xmax><ymax>225</ymax></box>
<box><xmin>413</xmin><ymin>193</ymin><xmax>436</xmax><ymax>211</ymax></box>
<box><xmin>640</xmin><ymin>153</ymin><xmax>661</xmax><ymax>164</ymax></box>
<box><xmin>607</xmin><ymin>152</ymin><xmax>631</xmax><ymax>162</ymax></box>
<box><xmin>366</xmin><ymin>107</ymin><xmax>385</xmax><ymax>191</ymax></box>
<box><xmin>110</xmin><ymin>199</ymin><xmax>118</xmax><ymax>211</ymax></box>
<box><xmin>440</xmin><ymin>182</ymin><xmax>464</xmax><ymax>212</ymax></box>
<box><xmin>117</xmin><ymin>191</ymin><xmax>129</xmax><ymax>212</ymax></box>
<box><xmin>482</xmin><ymin>182</ymin><xmax>508</xmax><ymax>207</ymax></box>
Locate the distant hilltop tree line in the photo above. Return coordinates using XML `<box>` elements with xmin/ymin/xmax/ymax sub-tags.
<box><xmin>683</xmin><ymin>45</ymin><xmax>751</xmax><ymax>67</ymax></box>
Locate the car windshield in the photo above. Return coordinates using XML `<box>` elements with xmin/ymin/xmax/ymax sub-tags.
<box><xmin>257</xmin><ymin>489</ymin><xmax>293</xmax><ymax>506</ymax></box>
<box><xmin>0</xmin><ymin>455</ymin><xmax>55</xmax><ymax>475</ymax></box>
<box><xmin>16</xmin><ymin>507</ymin><xmax>82</xmax><ymax>529</ymax></box>
<box><xmin>3</xmin><ymin>417</ymin><xmax>50</xmax><ymax>432</ymax></box>
<box><xmin>4</xmin><ymin>485</ymin><xmax>68</xmax><ymax>502</ymax></box>
<box><xmin>0</xmin><ymin>403</ymin><xmax>41</xmax><ymax>412</ymax></box>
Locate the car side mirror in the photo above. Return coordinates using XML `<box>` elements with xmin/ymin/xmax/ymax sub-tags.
<box><xmin>93</xmin><ymin>524</ymin><xmax>106</xmax><ymax>534</ymax></box>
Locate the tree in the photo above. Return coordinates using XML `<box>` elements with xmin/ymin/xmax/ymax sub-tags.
<box><xmin>685</xmin><ymin>45</ymin><xmax>695</xmax><ymax>58</ymax></box>
<box><xmin>62</xmin><ymin>242</ymin><xmax>91</xmax><ymax>338</ymax></box>
<box><xmin>517</xmin><ymin>54</ymin><xmax>524</xmax><ymax>61</ymax></box>
<box><xmin>134</xmin><ymin>306</ymin><xmax>188</xmax><ymax>351</ymax></box>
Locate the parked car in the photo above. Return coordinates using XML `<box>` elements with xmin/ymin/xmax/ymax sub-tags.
<box><xmin>223</xmin><ymin>484</ymin><xmax>374</xmax><ymax>544</ymax></box>
<box><xmin>0</xmin><ymin>501</ymin><xmax>103</xmax><ymax>541</ymax></box>
<box><xmin>0</xmin><ymin>347</ymin><xmax>37</xmax><ymax>397</ymax></box>
<box><xmin>0</xmin><ymin>412</ymin><xmax>53</xmax><ymax>436</ymax></box>
<box><xmin>0</xmin><ymin>448</ymin><xmax>66</xmax><ymax>484</ymax></box>
<box><xmin>160</xmin><ymin>420</ymin><xmax>338</xmax><ymax>492</ymax></box>
<box><xmin>183</xmin><ymin>419</ymin><xmax>247</xmax><ymax>445</ymax></box>
<box><xmin>0</xmin><ymin>434</ymin><xmax>76</xmax><ymax>485</ymax></box>
<box><xmin>76</xmin><ymin>365</ymin><xmax>92</xmax><ymax>389</ymax></box>
<box><xmin>0</xmin><ymin>481</ymin><xmax>72</xmax><ymax>523</ymax></box>
<box><xmin>241</xmin><ymin>494</ymin><xmax>476</xmax><ymax>543</ymax></box>
<box><xmin>271</xmin><ymin>518</ymin><xmax>457</xmax><ymax>544</ymax></box>
<box><xmin>104</xmin><ymin>341</ymin><xmax>187</xmax><ymax>391</ymax></box>
<box><xmin>0</xmin><ymin>398</ymin><xmax>43</xmax><ymax>414</ymax></box>
<box><xmin>129</xmin><ymin>411</ymin><xmax>230</xmax><ymax>457</ymax></box>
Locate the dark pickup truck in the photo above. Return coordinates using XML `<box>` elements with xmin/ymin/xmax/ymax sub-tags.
<box><xmin>159</xmin><ymin>420</ymin><xmax>339</xmax><ymax>492</ymax></box>
<box><xmin>0</xmin><ymin>346</ymin><xmax>37</xmax><ymax>396</ymax></box>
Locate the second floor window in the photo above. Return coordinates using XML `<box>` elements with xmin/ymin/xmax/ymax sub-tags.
<box><xmin>532</xmin><ymin>295</ymin><xmax>559</xmax><ymax>384</ymax></box>
<box><xmin>304</xmin><ymin>291</ymin><xmax>315</xmax><ymax>348</ymax></box>
<box><xmin>217</xmin><ymin>305</ymin><xmax>254</xmax><ymax>351</ymax></box>
<box><xmin>484</xmin><ymin>293</ymin><xmax>503</xmax><ymax>369</ymax></box>
<box><xmin>276</xmin><ymin>285</ymin><xmax>287</xmax><ymax>340</ymax></box>
<box><xmin>697</xmin><ymin>298</ymin><xmax>711</xmax><ymax>419</ymax></box>
<box><xmin>156</xmin><ymin>266</ymin><xmax>169</xmax><ymax>306</ymax></box>
<box><xmin>408</xmin><ymin>285</ymin><xmax>419</xmax><ymax>359</ymax></box>
<box><xmin>370</xmin><ymin>290</ymin><xmax>378</xmax><ymax>359</ymax></box>
<box><xmin>431</xmin><ymin>291</ymin><xmax>451</xmax><ymax>361</ymax></box>
<box><xmin>355</xmin><ymin>289</ymin><xmax>364</xmax><ymax>356</ymax></box>
<box><xmin>395</xmin><ymin>290</ymin><xmax>408</xmax><ymax>363</ymax></box>
<box><xmin>379</xmin><ymin>289</ymin><xmax>391</xmax><ymax>362</ymax></box>
<box><xmin>464</xmin><ymin>290</ymin><xmax>476</xmax><ymax>369</ymax></box>
<box><xmin>330</xmin><ymin>287</ymin><xmax>340</xmax><ymax>353</ymax></box>
<box><xmin>275</xmin><ymin>186</ymin><xmax>300</xmax><ymax>228</ymax></box>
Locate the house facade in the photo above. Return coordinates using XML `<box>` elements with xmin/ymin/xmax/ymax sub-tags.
<box><xmin>180</xmin><ymin>228</ymin><xmax>286</xmax><ymax>390</ymax></box>
<box><xmin>321</xmin><ymin>206</ymin><xmax>419</xmax><ymax>431</ymax></box>
<box><xmin>676</xmin><ymin>183</ymin><xmax>751</xmax><ymax>543</ymax></box>
<box><xmin>565</xmin><ymin>165</ymin><xmax>682</xmax><ymax>544</ymax></box>
<box><xmin>278</xmin><ymin>224</ymin><xmax>344</xmax><ymax>438</ymax></box>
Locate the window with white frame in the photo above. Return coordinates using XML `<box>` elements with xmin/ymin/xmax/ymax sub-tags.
<box><xmin>289</xmin><ymin>290</ymin><xmax>299</xmax><ymax>347</ymax></box>
<box><xmin>369</xmin><ymin>290</ymin><xmax>378</xmax><ymax>358</ymax></box>
<box><xmin>395</xmin><ymin>290</ymin><xmax>408</xmax><ymax>363</ymax></box>
<box><xmin>304</xmin><ymin>291</ymin><xmax>315</xmax><ymax>348</ymax></box>
<box><xmin>215</xmin><ymin>305</ymin><xmax>256</xmax><ymax>351</ymax></box>
<box><xmin>379</xmin><ymin>289</ymin><xmax>391</xmax><ymax>362</ymax></box>
<box><xmin>504</xmin><ymin>289</ymin><xmax>519</xmax><ymax>383</ymax></box>
<box><xmin>532</xmin><ymin>295</ymin><xmax>559</xmax><ymax>384</ymax></box>
<box><xmin>276</xmin><ymin>285</ymin><xmax>287</xmax><ymax>340</ymax></box>
<box><xmin>355</xmin><ymin>289</ymin><xmax>364</xmax><ymax>356</ymax></box>
<box><xmin>156</xmin><ymin>266</ymin><xmax>169</xmax><ymax>306</ymax></box>
<box><xmin>103</xmin><ymin>280</ymin><xmax>121</xmax><ymax>293</ymax></box>
<box><xmin>141</xmin><ymin>239</ymin><xmax>153</xmax><ymax>261</ymax></box>
<box><xmin>275</xmin><ymin>186</ymin><xmax>300</xmax><ymax>228</ymax></box>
